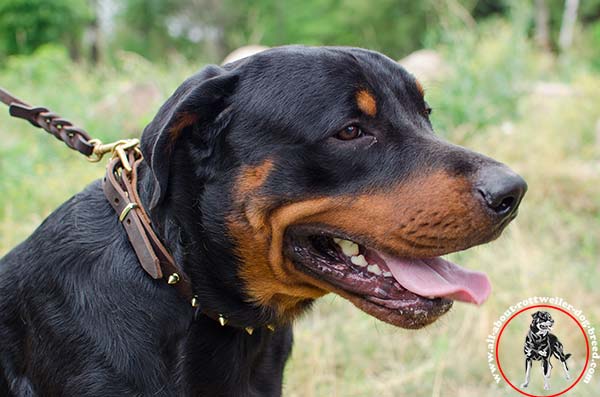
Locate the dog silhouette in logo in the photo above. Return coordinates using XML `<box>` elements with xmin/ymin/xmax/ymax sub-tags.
<box><xmin>521</xmin><ymin>311</ymin><xmax>571</xmax><ymax>390</ymax></box>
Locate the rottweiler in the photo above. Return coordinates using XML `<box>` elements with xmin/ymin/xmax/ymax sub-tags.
<box><xmin>0</xmin><ymin>46</ymin><xmax>526</xmax><ymax>396</ymax></box>
<box><xmin>521</xmin><ymin>311</ymin><xmax>571</xmax><ymax>390</ymax></box>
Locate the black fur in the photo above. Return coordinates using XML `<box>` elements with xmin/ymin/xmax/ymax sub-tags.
<box><xmin>1</xmin><ymin>46</ymin><xmax>523</xmax><ymax>396</ymax></box>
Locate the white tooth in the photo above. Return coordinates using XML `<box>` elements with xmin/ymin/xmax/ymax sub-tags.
<box><xmin>427</xmin><ymin>296</ymin><xmax>436</xmax><ymax>299</ymax></box>
<box><xmin>333</xmin><ymin>237</ymin><xmax>342</xmax><ymax>244</ymax></box>
<box><xmin>382</xmin><ymin>271</ymin><xmax>393</xmax><ymax>278</ymax></box>
<box><xmin>338</xmin><ymin>239</ymin><xmax>359</xmax><ymax>256</ymax></box>
<box><xmin>350</xmin><ymin>255</ymin><xmax>368</xmax><ymax>267</ymax></box>
<box><xmin>367</xmin><ymin>264</ymin><xmax>382</xmax><ymax>275</ymax></box>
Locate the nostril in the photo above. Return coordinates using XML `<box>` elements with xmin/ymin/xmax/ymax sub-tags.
<box><xmin>477</xmin><ymin>189</ymin><xmax>515</xmax><ymax>215</ymax></box>
<box><xmin>478</xmin><ymin>187</ymin><xmax>519</xmax><ymax>215</ymax></box>
<box><xmin>478</xmin><ymin>189</ymin><xmax>517</xmax><ymax>215</ymax></box>
<box><xmin>494</xmin><ymin>196</ymin><xmax>515</xmax><ymax>215</ymax></box>
<box><xmin>476</xmin><ymin>166</ymin><xmax>527</xmax><ymax>218</ymax></box>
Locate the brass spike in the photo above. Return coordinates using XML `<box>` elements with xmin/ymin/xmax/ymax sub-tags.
<box><xmin>167</xmin><ymin>273</ymin><xmax>180</xmax><ymax>285</ymax></box>
<box><xmin>218</xmin><ymin>314</ymin><xmax>227</xmax><ymax>327</ymax></box>
<box><xmin>191</xmin><ymin>296</ymin><xmax>199</xmax><ymax>308</ymax></box>
<box><xmin>266</xmin><ymin>324</ymin><xmax>275</xmax><ymax>332</ymax></box>
<box><xmin>245</xmin><ymin>327</ymin><xmax>254</xmax><ymax>335</ymax></box>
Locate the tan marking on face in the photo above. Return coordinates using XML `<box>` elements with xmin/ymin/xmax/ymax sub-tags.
<box><xmin>415</xmin><ymin>79</ymin><xmax>425</xmax><ymax>96</ymax></box>
<box><xmin>229</xmin><ymin>168</ymin><xmax>494</xmax><ymax>323</ymax></box>
<box><xmin>356</xmin><ymin>89</ymin><xmax>377</xmax><ymax>117</ymax></box>
<box><xmin>236</xmin><ymin>159</ymin><xmax>274</xmax><ymax>196</ymax></box>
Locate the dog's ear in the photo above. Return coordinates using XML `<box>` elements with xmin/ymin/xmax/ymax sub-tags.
<box><xmin>141</xmin><ymin>65</ymin><xmax>238</xmax><ymax>208</ymax></box>
<box><xmin>531</xmin><ymin>311</ymin><xmax>541</xmax><ymax>318</ymax></box>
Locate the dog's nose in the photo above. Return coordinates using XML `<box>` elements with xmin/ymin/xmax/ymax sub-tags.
<box><xmin>476</xmin><ymin>165</ymin><xmax>527</xmax><ymax>217</ymax></box>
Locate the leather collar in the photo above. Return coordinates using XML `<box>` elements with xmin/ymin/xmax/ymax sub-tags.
<box><xmin>102</xmin><ymin>150</ymin><xmax>195</xmax><ymax>304</ymax></box>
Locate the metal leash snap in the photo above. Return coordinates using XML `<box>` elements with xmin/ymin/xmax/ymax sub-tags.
<box><xmin>87</xmin><ymin>138</ymin><xmax>141</xmax><ymax>172</ymax></box>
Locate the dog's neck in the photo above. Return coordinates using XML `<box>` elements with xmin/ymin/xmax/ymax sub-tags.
<box><xmin>179</xmin><ymin>315</ymin><xmax>290</xmax><ymax>395</ymax></box>
<box><xmin>135</xmin><ymin>160</ymin><xmax>282</xmax><ymax>330</ymax></box>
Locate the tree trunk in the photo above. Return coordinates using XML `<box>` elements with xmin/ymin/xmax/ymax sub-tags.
<box><xmin>534</xmin><ymin>0</ymin><xmax>551</xmax><ymax>51</ymax></box>
<box><xmin>558</xmin><ymin>0</ymin><xmax>579</xmax><ymax>52</ymax></box>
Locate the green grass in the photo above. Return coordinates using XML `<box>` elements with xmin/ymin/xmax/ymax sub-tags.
<box><xmin>1</xmin><ymin>31</ymin><xmax>599</xmax><ymax>396</ymax></box>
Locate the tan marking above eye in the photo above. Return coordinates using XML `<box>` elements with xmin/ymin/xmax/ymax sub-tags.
<box><xmin>356</xmin><ymin>89</ymin><xmax>377</xmax><ymax>117</ymax></box>
<box><xmin>415</xmin><ymin>79</ymin><xmax>425</xmax><ymax>97</ymax></box>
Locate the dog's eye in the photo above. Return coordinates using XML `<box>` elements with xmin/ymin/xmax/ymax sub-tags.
<box><xmin>423</xmin><ymin>104</ymin><xmax>432</xmax><ymax>117</ymax></box>
<box><xmin>335</xmin><ymin>125</ymin><xmax>364</xmax><ymax>140</ymax></box>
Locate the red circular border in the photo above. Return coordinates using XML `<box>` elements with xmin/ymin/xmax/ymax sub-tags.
<box><xmin>494</xmin><ymin>304</ymin><xmax>590</xmax><ymax>397</ymax></box>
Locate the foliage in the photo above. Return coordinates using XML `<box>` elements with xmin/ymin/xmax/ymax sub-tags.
<box><xmin>1</xmin><ymin>0</ymin><xmax>599</xmax><ymax>65</ymax></box>
<box><xmin>108</xmin><ymin>0</ymin><xmax>600</xmax><ymax>63</ymax></box>
<box><xmin>110</xmin><ymin>0</ymin><xmax>537</xmax><ymax>62</ymax></box>
<box><xmin>579</xmin><ymin>20</ymin><xmax>600</xmax><ymax>71</ymax></box>
<box><xmin>0</xmin><ymin>0</ymin><xmax>91</xmax><ymax>59</ymax></box>
<box><xmin>111</xmin><ymin>0</ymin><xmax>194</xmax><ymax>61</ymax></box>
<box><xmin>221</xmin><ymin>0</ymin><xmax>432</xmax><ymax>59</ymax></box>
<box><xmin>428</xmin><ymin>16</ymin><xmax>535</xmax><ymax>137</ymax></box>
<box><xmin>108</xmin><ymin>0</ymin><xmax>436</xmax><ymax>61</ymax></box>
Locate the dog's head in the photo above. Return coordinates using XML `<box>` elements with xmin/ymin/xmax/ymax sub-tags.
<box><xmin>531</xmin><ymin>311</ymin><xmax>554</xmax><ymax>334</ymax></box>
<box><xmin>141</xmin><ymin>46</ymin><xmax>526</xmax><ymax>329</ymax></box>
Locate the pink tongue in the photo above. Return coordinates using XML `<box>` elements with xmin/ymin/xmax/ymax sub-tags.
<box><xmin>378</xmin><ymin>253</ymin><xmax>491</xmax><ymax>305</ymax></box>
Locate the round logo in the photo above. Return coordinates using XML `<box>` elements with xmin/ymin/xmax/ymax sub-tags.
<box><xmin>495</xmin><ymin>305</ymin><xmax>590</xmax><ymax>397</ymax></box>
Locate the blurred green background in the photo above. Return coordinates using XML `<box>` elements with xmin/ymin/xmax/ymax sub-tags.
<box><xmin>0</xmin><ymin>0</ymin><xmax>599</xmax><ymax>396</ymax></box>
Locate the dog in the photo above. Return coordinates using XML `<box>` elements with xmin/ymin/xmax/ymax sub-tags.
<box><xmin>521</xmin><ymin>311</ymin><xmax>571</xmax><ymax>390</ymax></box>
<box><xmin>0</xmin><ymin>46</ymin><xmax>526</xmax><ymax>396</ymax></box>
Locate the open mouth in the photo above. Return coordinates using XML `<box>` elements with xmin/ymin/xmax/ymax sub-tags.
<box><xmin>285</xmin><ymin>226</ymin><xmax>491</xmax><ymax>328</ymax></box>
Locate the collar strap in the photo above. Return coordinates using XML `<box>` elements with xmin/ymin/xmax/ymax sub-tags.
<box><xmin>102</xmin><ymin>149</ymin><xmax>195</xmax><ymax>304</ymax></box>
<box><xmin>101</xmin><ymin>151</ymin><xmax>278</xmax><ymax>333</ymax></box>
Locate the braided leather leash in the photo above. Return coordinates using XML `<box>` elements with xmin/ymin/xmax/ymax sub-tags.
<box><xmin>0</xmin><ymin>87</ymin><xmax>95</xmax><ymax>156</ymax></box>
<box><xmin>0</xmin><ymin>87</ymin><xmax>196</xmax><ymax>307</ymax></box>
